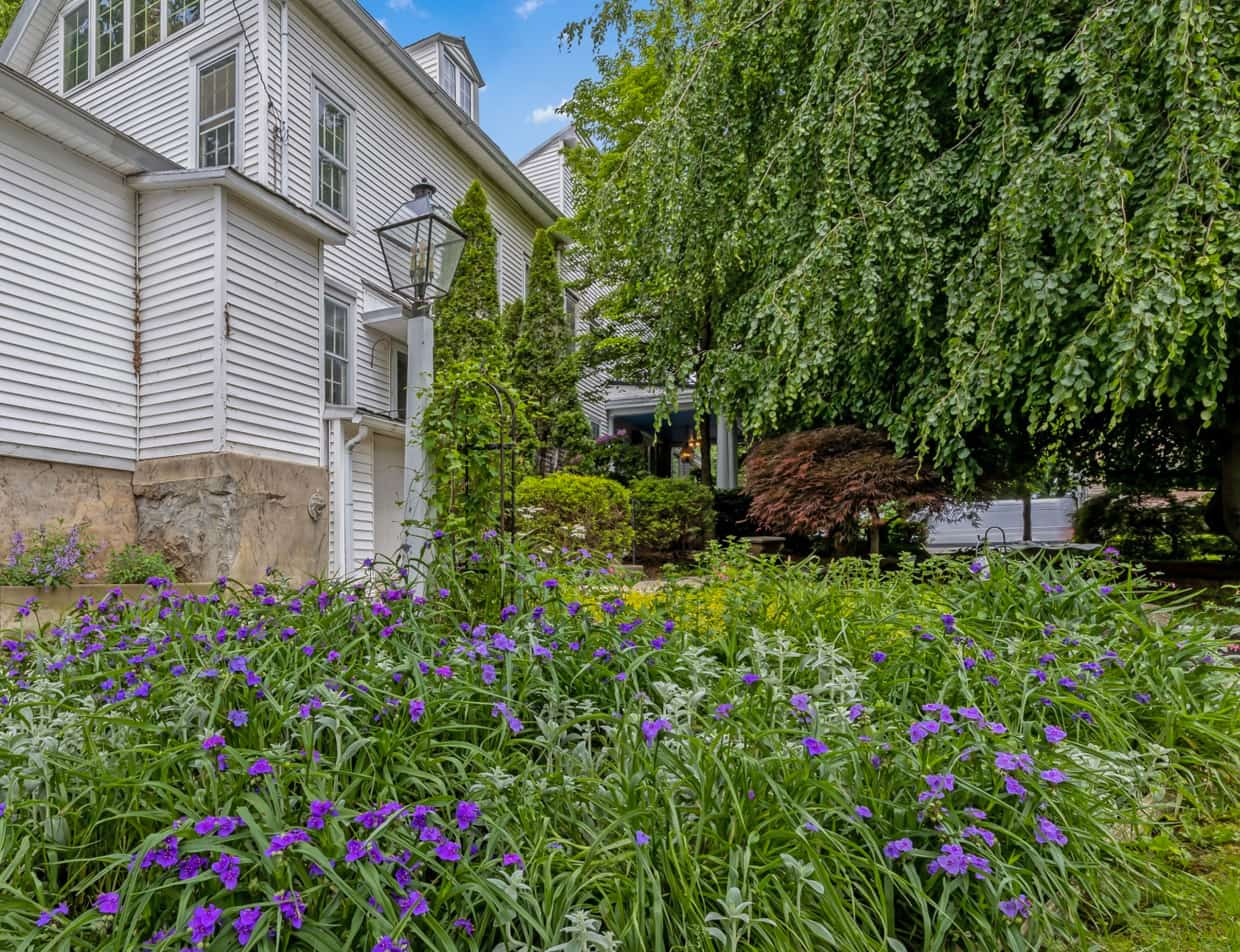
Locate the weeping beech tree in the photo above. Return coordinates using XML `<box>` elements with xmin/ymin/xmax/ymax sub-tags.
<box><xmin>563</xmin><ymin>0</ymin><xmax>1240</xmax><ymax>541</ymax></box>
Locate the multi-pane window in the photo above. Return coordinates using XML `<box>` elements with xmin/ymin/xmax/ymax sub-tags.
<box><xmin>317</xmin><ymin>96</ymin><xmax>349</xmax><ymax>218</ymax></box>
<box><xmin>96</xmin><ymin>0</ymin><xmax>124</xmax><ymax>74</ymax></box>
<box><xmin>132</xmin><ymin>0</ymin><xmax>162</xmax><ymax>55</ymax></box>
<box><xmin>62</xmin><ymin>5</ymin><xmax>90</xmax><ymax>91</ymax></box>
<box><xmin>63</xmin><ymin>0</ymin><xmax>200</xmax><ymax>91</ymax></box>
<box><xmin>324</xmin><ymin>296</ymin><xmax>350</xmax><ymax>407</ymax></box>
<box><xmin>198</xmin><ymin>54</ymin><xmax>237</xmax><ymax>168</ymax></box>
<box><xmin>168</xmin><ymin>0</ymin><xmax>202</xmax><ymax>35</ymax></box>
<box><xmin>392</xmin><ymin>349</ymin><xmax>408</xmax><ymax>418</ymax></box>
<box><xmin>439</xmin><ymin>49</ymin><xmax>476</xmax><ymax>119</ymax></box>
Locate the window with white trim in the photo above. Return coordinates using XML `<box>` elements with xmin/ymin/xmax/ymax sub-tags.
<box><xmin>438</xmin><ymin>48</ymin><xmax>476</xmax><ymax>119</ymax></box>
<box><xmin>316</xmin><ymin>94</ymin><xmax>350</xmax><ymax>218</ymax></box>
<box><xmin>62</xmin><ymin>5</ymin><xmax>90</xmax><ymax>91</ymax></box>
<box><xmin>131</xmin><ymin>0</ymin><xmax>162</xmax><ymax>56</ymax></box>
<box><xmin>95</xmin><ymin>0</ymin><xmax>124</xmax><ymax>75</ymax></box>
<box><xmin>168</xmin><ymin>0</ymin><xmax>201</xmax><ymax>35</ymax></box>
<box><xmin>197</xmin><ymin>53</ymin><xmax>237</xmax><ymax>168</ymax></box>
<box><xmin>324</xmin><ymin>295</ymin><xmax>350</xmax><ymax>407</ymax></box>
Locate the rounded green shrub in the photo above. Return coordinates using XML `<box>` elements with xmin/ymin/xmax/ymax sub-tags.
<box><xmin>631</xmin><ymin>476</ymin><xmax>715</xmax><ymax>555</ymax></box>
<box><xmin>516</xmin><ymin>473</ymin><xmax>634</xmax><ymax>557</ymax></box>
<box><xmin>105</xmin><ymin>544</ymin><xmax>177</xmax><ymax>584</ymax></box>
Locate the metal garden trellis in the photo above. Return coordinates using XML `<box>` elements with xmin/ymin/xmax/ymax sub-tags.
<box><xmin>445</xmin><ymin>376</ymin><xmax>520</xmax><ymax>547</ymax></box>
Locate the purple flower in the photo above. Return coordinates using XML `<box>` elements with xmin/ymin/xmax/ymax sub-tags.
<box><xmin>790</xmin><ymin>693</ymin><xmax>811</xmax><ymax>713</ymax></box>
<box><xmin>635</xmin><ymin>830</ymin><xmax>651</xmax><ymax>846</ymax></box>
<box><xmin>399</xmin><ymin>891</ymin><xmax>429</xmax><ymax>917</ymax></box>
<box><xmin>226</xmin><ymin>709</ymin><xmax>248</xmax><ymax>727</ymax></box>
<box><xmin>870</xmin><ymin>651</ymin><xmax>887</xmax><ymax>664</ymax></box>
<box><xmin>847</xmin><ymin>703</ymin><xmax>865</xmax><ymax>722</ymax></box>
<box><xmin>714</xmin><ymin>703</ymin><xmax>733</xmax><ymax>719</ymax></box>
<box><xmin>435</xmin><ymin>841</ymin><xmax>462</xmax><ymax>862</ymax></box>
<box><xmin>502</xmin><ymin>852</ymin><xmax>524</xmax><ymax>868</ymax></box>
<box><xmin>408</xmin><ymin>698</ymin><xmax>425</xmax><ymax>723</ymax></box>
<box><xmin>37</xmin><ymin>902</ymin><xmax>68</xmax><ymax>926</ymax></box>
<box><xmin>742</xmin><ymin>672</ymin><xmax>760</xmax><ymax>685</ymax></box>
<box><xmin>543</xmin><ymin>578</ymin><xmax>558</xmax><ymax>589</ymax></box>
<box><xmin>1134</xmin><ymin>692</ymin><xmax>1151</xmax><ymax>705</ymax></box>
<box><xmin>1040</xmin><ymin>769</ymin><xmax>1068</xmax><ymax>784</ymax></box>
<box><xmin>212</xmin><ymin>853</ymin><xmax>240</xmax><ymax>889</ymax></box>
<box><xmin>481</xmin><ymin>663</ymin><xmax>497</xmax><ymax>685</ymax></box>
<box><xmin>909</xmin><ymin>719</ymin><xmax>940</xmax><ymax>743</ymax></box>
<box><xmin>307</xmin><ymin>800</ymin><xmax>337</xmax><ymax>830</ymax></box>
<box><xmin>202</xmin><ymin>734</ymin><xmax>225</xmax><ymax>750</ymax></box>
<box><xmin>1044</xmin><ymin>725</ymin><xmax>1067</xmax><ymax>745</ymax></box>
<box><xmin>248</xmin><ymin>758</ymin><xmax>273</xmax><ymax>777</ymax></box>
<box><xmin>453</xmin><ymin>918</ymin><xmax>474</xmax><ymax>935</ymax></box>
<box><xmin>854</xmin><ymin>805</ymin><xmax>872</xmax><ymax>819</ymax></box>
<box><xmin>188</xmin><ymin>904</ymin><xmax>223</xmax><ymax>944</ymax></box>
<box><xmin>994</xmin><ymin>752</ymin><xmax>1034</xmax><ymax>773</ymax></box>
<box><xmin>641</xmin><ymin>717</ymin><xmax>672</xmax><ymax>747</ymax></box>
<box><xmin>95</xmin><ymin>892</ymin><xmax>120</xmax><ymax>915</ymax></box>
<box><xmin>802</xmin><ymin>736</ymin><xmax>828</xmax><ymax>756</ymax></box>
<box><xmin>233</xmin><ymin>907</ymin><xmax>263</xmax><ymax>945</ymax></box>
<box><xmin>999</xmin><ymin>894</ymin><xmax>1033</xmax><ymax>920</ymax></box>
<box><xmin>927</xmin><ymin>843</ymin><xmax>991</xmax><ymax>879</ymax></box>
<box><xmin>273</xmin><ymin>889</ymin><xmax>305</xmax><ymax>929</ymax></box>
<box><xmin>455</xmin><ymin>801</ymin><xmax>481</xmax><ymax>831</ymax></box>
<box><xmin>1035</xmin><ymin>815</ymin><xmax>1069</xmax><ymax>846</ymax></box>
<box><xmin>883</xmin><ymin>838</ymin><xmax>914</xmax><ymax>859</ymax></box>
<box><xmin>941</xmin><ymin>613</ymin><xmax>956</xmax><ymax>633</ymax></box>
<box><xmin>1004</xmin><ymin>775</ymin><xmax>1028</xmax><ymax>800</ymax></box>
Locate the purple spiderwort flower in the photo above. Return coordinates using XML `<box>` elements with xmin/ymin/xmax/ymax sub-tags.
<box><xmin>455</xmin><ymin>801</ymin><xmax>481</xmax><ymax>831</ymax></box>
<box><xmin>641</xmin><ymin>718</ymin><xmax>672</xmax><ymax>747</ymax></box>
<box><xmin>95</xmin><ymin>892</ymin><xmax>120</xmax><ymax>915</ymax></box>
<box><xmin>37</xmin><ymin>903</ymin><xmax>69</xmax><ymax>926</ymax></box>
<box><xmin>212</xmin><ymin>853</ymin><xmax>241</xmax><ymax>889</ymax></box>
<box><xmin>883</xmin><ymin>838</ymin><xmax>913</xmax><ymax>859</ymax></box>
<box><xmin>802</xmin><ymin>737</ymin><xmax>828</xmax><ymax>756</ymax></box>
<box><xmin>714</xmin><ymin>703</ymin><xmax>733</xmax><ymax>719</ymax></box>
<box><xmin>1044</xmin><ymin>725</ymin><xmax>1067</xmax><ymax>744</ymax></box>
<box><xmin>273</xmin><ymin>890</ymin><xmax>305</xmax><ymax>929</ymax></box>
<box><xmin>1035</xmin><ymin>815</ymin><xmax>1069</xmax><ymax>846</ymax></box>
<box><xmin>854</xmin><ymin>805</ymin><xmax>872</xmax><ymax>819</ymax></box>
<box><xmin>248</xmin><ymin>758</ymin><xmax>273</xmax><ymax>777</ymax></box>
<box><xmin>635</xmin><ymin>830</ymin><xmax>651</xmax><ymax>846</ymax></box>
<box><xmin>870</xmin><ymin>651</ymin><xmax>887</xmax><ymax>663</ymax></box>
<box><xmin>1000</xmin><ymin>894</ymin><xmax>1033</xmax><ymax>920</ymax></box>
<box><xmin>233</xmin><ymin>908</ymin><xmax>263</xmax><ymax>945</ymax></box>
<box><xmin>188</xmin><ymin>904</ymin><xmax>223</xmax><ymax>944</ymax></box>
<box><xmin>435</xmin><ymin>841</ymin><xmax>463</xmax><ymax>862</ymax></box>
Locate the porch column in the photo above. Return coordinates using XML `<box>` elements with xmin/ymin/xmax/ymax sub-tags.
<box><xmin>403</xmin><ymin>312</ymin><xmax>434</xmax><ymax>561</ymax></box>
<box><xmin>715</xmin><ymin>414</ymin><xmax>738</xmax><ymax>490</ymax></box>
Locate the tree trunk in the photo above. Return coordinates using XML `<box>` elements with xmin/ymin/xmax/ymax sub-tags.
<box><xmin>1021</xmin><ymin>492</ymin><xmax>1033</xmax><ymax>542</ymax></box>
<box><xmin>1222</xmin><ymin>406</ymin><xmax>1240</xmax><ymax>545</ymax></box>
<box><xmin>699</xmin><ymin>412</ymin><xmax>713</xmax><ymax>487</ymax></box>
<box><xmin>869</xmin><ymin>523</ymin><xmax>881</xmax><ymax>557</ymax></box>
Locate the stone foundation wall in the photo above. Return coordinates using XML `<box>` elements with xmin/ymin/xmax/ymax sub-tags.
<box><xmin>0</xmin><ymin>456</ymin><xmax>138</xmax><ymax>558</ymax></box>
<box><xmin>133</xmin><ymin>453</ymin><xmax>328</xmax><ymax>582</ymax></box>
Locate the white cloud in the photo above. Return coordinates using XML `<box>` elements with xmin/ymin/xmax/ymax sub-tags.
<box><xmin>529</xmin><ymin>98</ymin><xmax>568</xmax><ymax>124</ymax></box>
<box><xmin>515</xmin><ymin>0</ymin><xmax>545</xmax><ymax>18</ymax></box>
<box><xmin>388</xmin><ymin>0</ymin><xmax>428</xmax><ymax>14</ymax></box>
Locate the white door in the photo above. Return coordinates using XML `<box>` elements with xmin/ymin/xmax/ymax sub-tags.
<box><xmin>372</xmin><ymin>435</ymin><xmax>406</xmax><ymax>558</ymax></box>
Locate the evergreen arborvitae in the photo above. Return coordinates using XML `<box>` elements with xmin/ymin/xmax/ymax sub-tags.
<box><xmin>500</xmin><ymin>298</ymin><xmax>524</xmax><ymax>363</ymax></box>
<box><xmin>511</xmin><ymin>229</ymin><xmax>588</xmax><ymax>471</ymax></box>
<box><xmin>433</xmin><ymin>181</ymin><xmax>500</xmax><ymax>373</ymax></box>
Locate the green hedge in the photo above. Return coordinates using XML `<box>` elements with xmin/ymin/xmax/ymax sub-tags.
<box><xmin>516</xmin><ymin>473</ymin><xmax>634</xmax><ymax>557</ymax></box>
<box><xmin>631</xmin><ymin>477</ymin><xmax>715</xmax><ymax>554</ymax></box>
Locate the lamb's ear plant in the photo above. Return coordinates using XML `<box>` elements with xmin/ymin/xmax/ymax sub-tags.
<box><xmin>0</xmin><ymin>539</ymin><xmax>1236</xmax><ymax>951</ymax></box>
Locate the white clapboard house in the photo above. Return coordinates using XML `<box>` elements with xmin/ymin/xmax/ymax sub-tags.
<box><xmin>0</xmin><ymin>2</ymin><xmax>592</xmax><ymax>581</ymax></box>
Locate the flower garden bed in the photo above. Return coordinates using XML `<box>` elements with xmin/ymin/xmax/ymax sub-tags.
<box><xmin>0</xmin><ymin>544</ymin><xmax>1236</xmax><ymax>950</ymax></box>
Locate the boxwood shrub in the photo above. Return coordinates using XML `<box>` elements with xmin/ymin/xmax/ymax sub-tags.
<box><xmin>516</xmin><ymin>473</ymin><xmax>634</xmax><ymax>557</ymax></box>
<box><xmin>631</xmin><ymin>476</ymin><xmax>715</xmax><ymax>555</ymax></box>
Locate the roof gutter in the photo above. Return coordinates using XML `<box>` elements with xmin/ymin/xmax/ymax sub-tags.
<box><xmin>128</xmin><ymin>167</ymin><xmax>349</xmax><ymax>244</ymax></box>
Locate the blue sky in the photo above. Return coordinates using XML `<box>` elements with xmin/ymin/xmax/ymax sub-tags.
<box><xmin>360</xmin><ymin>0</ymin><xmax>603</xmax><ymax>161</ymax></box>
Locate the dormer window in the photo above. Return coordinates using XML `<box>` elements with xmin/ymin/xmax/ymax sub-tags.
<box><xmin>438</xmin><ymin>49</ymin><xmax>476</xmax><ymax>120</ymax></box>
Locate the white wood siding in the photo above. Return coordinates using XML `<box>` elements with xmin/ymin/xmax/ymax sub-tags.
<box><xmin>351</xmin><ymin>434</ymin><xmax>374</xmax><ymax>564</ymax></box>
<box><xmin>0</xmin><ymin>115</ymin><xmax>136</xmax><ymax>468</ymax></box>
<box><xmin>519</xmin><ymin>145</ymin><xmax>563</xmax><ymax>213</ymax></box>
<box><xmin>405</xmin><ymin>42</ymin><xmax>437</xmax><ymax>83</ymax></box>
<box><xmin>26</xmin><ymin>2</ymin><xmax>265</xmax><ymax>181</ymax></box>
<box><xmin>284</xmin><ymin>1</ymin><xmax>543</xmax><ymax>378</ymax></box>
<box><xmin>137</xmin><ymin>187</ymin><xmax>219</xmax><ymax>457</ymax></box>
<box><xmin>224</xmin><ymin>195</ymin><xmax>322</xmax><ymax>462</ymax></box>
